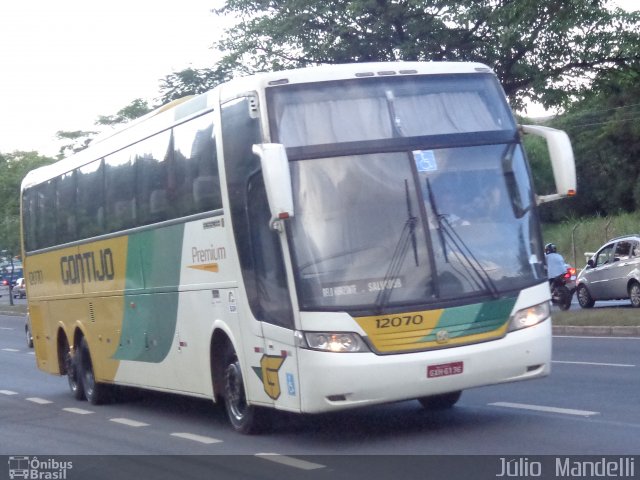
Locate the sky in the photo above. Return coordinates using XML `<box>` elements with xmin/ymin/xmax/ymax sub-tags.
<box><xmin>0</xmin><ymin>0</ymin><xmax>637</xmax><ymax>156</ymax></box>
<box><xmin>0</xmin><ymin>0</ymin><xmax>224</xmax><ymax>156</ymax></box>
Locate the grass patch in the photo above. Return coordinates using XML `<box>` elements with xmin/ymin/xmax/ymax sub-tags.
<box><xmin>543</xmin><ymin>211</ymin><xmax>640</xmax><ymax>268</ymax></box>
<box><xmin>552</xmin><ymin>308</ymin><xmax>640</xmax><ymax>326</ymax></box>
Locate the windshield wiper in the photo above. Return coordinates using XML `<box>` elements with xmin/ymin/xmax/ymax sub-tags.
<box><xmin>375</xmin><ymin>179</ymin><xmax>418</xmax><ymax>311</ymax></box>
<box><xmin>425</xmin><ymin>178</ymin><xmax>499</xmax><ymax>299</ymax></box>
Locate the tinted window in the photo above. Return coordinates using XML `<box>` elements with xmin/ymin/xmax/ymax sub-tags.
<box><xmin>56</xmin><ymin>171</ymin><xmax>77</xmax><ymax>244</ymax></box>
<box><xmin>105</xmin><ymin>149</ymin><xmax>136</xmax><ymax>232</ymax></box>
<box><xmin>173</xmin><ymin>113</ymin><xmax>221</xmax><ymax>216</ymax></box>
<box><xmin>76</xmin><ymin>160</ymin><xmax>105</xmax><ymax>239</ymax></box>
<box><xmin>135</xmin><ymin>131</ymin><xmax>173</xmax><ymax>225</ymax></box>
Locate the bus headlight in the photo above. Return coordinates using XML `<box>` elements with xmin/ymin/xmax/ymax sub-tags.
<box><xmin>508</xmin><ymin>302</ymin><xmax>550</xmax><ymax>332</ymax></box>
<box><xmin>301</xmin><ymin>332</ymin><xmax>369</xmax><ymax>353</ymax></box>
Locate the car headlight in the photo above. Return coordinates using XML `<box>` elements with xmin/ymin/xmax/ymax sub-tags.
<box><xmin>508</xmin><ymin>301</ymin><xmax>550</xmax><ymax>332</ymax></box>
<box><xmin>300</xmin><ymin>332</ymin><xmax>369</xmax><ymax>353</ymax></box>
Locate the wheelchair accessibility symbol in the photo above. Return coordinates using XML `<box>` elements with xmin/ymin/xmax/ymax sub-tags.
<box><xmin>413</xmin><ymin>150</ymin><xmax>437</xmax><ymax>172</ymax></box>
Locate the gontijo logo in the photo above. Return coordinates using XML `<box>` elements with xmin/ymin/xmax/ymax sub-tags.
<box><xmin>60</xmin><ymin>248</ymin><xmax>115</xmax><ymax>285</ymax></box>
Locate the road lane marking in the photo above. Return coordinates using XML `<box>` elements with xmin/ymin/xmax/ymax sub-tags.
<box><xmin>0</xmin><ymin>390</ymin><xmax>18</xmax><ymax>395</ymax></box>
<box><xmin>0</xmin><ymin>327</ymin><xmax>14</xmax><ymax>330</ymax></box>
<box><xmin>255</xmin><ymin>453</ymin><xmax>325</xmax><ymax>470</ymax></box>
<box><xmin>110</xmin><ymin>418</ymin><xmax>149</xmax><ymax>427</ymax></box>
<box><xmin>490</xmin><ymin>402</ymin><xmax>599</xmax><ymax>417</ymax></box>
<box><xmin>555</xmin><ymin>335</ymin><xmax>640</xmax><ymax>340</ymax></box>
<box><xmin>2</xmin><ymin>348</ymin><xmax>20</xmax><ymax>352</ymax></box>
<box><xmin>170</xmin><ymin>433</ymin><xmax>222</xmax><ymax>444</ymax></box>
<box><xmin>26</xmin><ymin>397</ymin><xmax>53</xmax><ymax>404</ymax></box>
<box><xmin>63</xmin><ymin>407</ymin><xmax>94</xmax><ymax>415</ymax></box>
<box><xmin>553</xmin><ymin>360</ymin><xmax>635</xmax><ymax>368</ymax></box>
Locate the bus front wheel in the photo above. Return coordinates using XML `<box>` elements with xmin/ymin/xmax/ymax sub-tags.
<box><xmin>418</xmin><ymin>390</ymin><xmax>462</xmax><ymax>410</ymax></box>
<box><xmin>223</xmin><ymin>354</ymin><xmax>268</xmax><ymax>434</ymax></box>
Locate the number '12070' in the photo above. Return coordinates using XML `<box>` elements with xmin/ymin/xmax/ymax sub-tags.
<box><xmin>376</xmin><ymin>315</ymin><xmax>424</xmax><ymax>329</ymax></box>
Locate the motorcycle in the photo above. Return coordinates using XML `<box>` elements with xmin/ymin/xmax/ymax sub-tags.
<box><xmin>550</xmin><ymin>265</ymin><xmax>577</xmax><ymax>311</ymax></box>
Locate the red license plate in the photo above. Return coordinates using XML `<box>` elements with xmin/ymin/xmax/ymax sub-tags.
<box><xmin>427</xmin><ymin>361</ymin><xmax>464</xmax><ymax>378</ymax></box>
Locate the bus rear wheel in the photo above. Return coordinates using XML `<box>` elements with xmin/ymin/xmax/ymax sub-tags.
<box><xmin>418</xmin><ymin>390</ymin><xmax>462</xmax><ymax>410</ymax></box>
<box><xmin>223</xmin><ymin>354</ymin><xmax>268</xmax><ymax>434</ymax></box>
<box><xmin>63</xmin><ymin>339</ymin><xmax>84</xmax><ymax>400</ymax></box>
<box><xmin>78</xmin><ymin>337</ymin><xmax>111</xmax><ymax>405</ymax></box>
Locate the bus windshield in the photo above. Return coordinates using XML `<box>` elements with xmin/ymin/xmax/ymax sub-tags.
<box><xmin>268</xmin><ymin>73</ymin><xmax>515</xmax><ymax>146</ymax></box>
<box><xmin>268</xmin><ymin>74</ymin><xmax>544</xmax><ymax>313</ymax></box>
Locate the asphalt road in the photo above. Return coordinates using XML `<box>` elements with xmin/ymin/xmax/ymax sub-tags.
<box><xmin>1</xmin><ymin>313</ymin><xmax>638</xmax><ymax>478</ymax></box>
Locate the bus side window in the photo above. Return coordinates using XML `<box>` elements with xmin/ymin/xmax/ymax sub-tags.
<box><xmin>105</xmin><ymin>149</ymin><xmax>137</xmax><ymax>232</ymax></box>
<box><xmin>76</xmin><ymin>160</ymin><xmax>105</xmax><ymax>239</ymax></box>
<box><xmin>56</xmin><ymin>171</ymin><xmax>77</xmax><ymax>244</ymax></box>
<box><xmin>135</xmin><ymin>130</ymin><xmax>173</xmax><ymax>225</ymax></box>
<box><xmin>36</xmin><ymin>180</ymin><xmax>57</xmax><ymax>249</ymax></box>
<box><xmin>173</xmin><ymin>112</ymin><xmax>221</xmax><ymax>217</ymax></box>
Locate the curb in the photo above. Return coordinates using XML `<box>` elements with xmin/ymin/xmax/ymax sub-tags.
<box><xmin>553</xmin><ymin>325</ymin><xmax>640</xmax><ymax>337</ymax></box>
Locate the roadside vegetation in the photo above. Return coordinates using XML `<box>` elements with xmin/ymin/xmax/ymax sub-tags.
<box><xmin>553</xmin><ymin>308</ymin><xmax>640</xmax><ymax>326</ymax></box>
<box><xmin>542</xmin><ymin>211</ymin><xmax>640</xmax><ymax>268</ymax></box>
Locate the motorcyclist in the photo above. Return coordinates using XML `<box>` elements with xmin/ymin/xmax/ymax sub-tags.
<box><xmin>545</xmin><ymin>243</ymin><xmax>566</xmax><ymax>286</ymax></box>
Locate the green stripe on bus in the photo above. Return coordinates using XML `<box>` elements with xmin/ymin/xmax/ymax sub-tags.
<box><xmin>420</xmin><ymin>297</ymin><xmax>516</xmax><ymax>342</ymax></box>
<box><xmin>114</xmin><ymin>224</ymin><xmax>185</xmax><ymax>362</ymax></box>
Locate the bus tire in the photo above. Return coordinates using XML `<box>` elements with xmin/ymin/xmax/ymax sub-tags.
<box><xmin>223</xmin><ymin>353</ymin><xmax>269</xmax><ymax>434</ymax></box>
<box><xmin>64</xmin><ymin>340</ymin><xmax>85</xmax><ymax>401</ymax></box>
<box><xmin>418</xmin><ymin>390</ymin><xmax>462</xmax><ymax>410</ymax></box>
<box><xmin>78</xmin><ymin>337</ymin><xmax>111</xmax><ymax>405</ymax></box>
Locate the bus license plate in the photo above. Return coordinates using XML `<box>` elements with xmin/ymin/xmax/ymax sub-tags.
<box><xmin>427</xmin><ymin>361</ymin><xmax>464</xmax><ymax>378</ymax></box>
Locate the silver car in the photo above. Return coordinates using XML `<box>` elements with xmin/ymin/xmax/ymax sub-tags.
<box><xmin>576</xmin><ymin>235</ymin><xmax>640</xmax><ymax>308</ymax></box>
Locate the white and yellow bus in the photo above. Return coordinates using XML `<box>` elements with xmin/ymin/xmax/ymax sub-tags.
<box><xmin>21</xmin><ymin>62</ymin><xmax>576</xmax><ymax>433</ymax></box>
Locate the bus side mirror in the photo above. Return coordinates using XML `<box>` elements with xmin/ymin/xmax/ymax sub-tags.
<box><xmin>252</xmin><ymin>143</ymin><xmax>294</xmax><ymax>228</ymax></box>
<box><xmin>520</xmin><ymin>125</ymin><xmax>577</xmax><ymax>205</ymax></box>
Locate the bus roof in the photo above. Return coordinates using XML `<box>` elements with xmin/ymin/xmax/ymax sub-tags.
<box><xmin>22</xmin><ymin>61</ymin><xmax>494</xmax><ymax>191</ymax></box>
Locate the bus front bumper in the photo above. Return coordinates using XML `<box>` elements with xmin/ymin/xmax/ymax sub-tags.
<box><xmin>297</xmin><ymin>319</ymin><xmax>551</xmax><ymax>414</ymax></box>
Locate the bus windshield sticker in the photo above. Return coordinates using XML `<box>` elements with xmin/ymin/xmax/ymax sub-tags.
<box><xmin>413</xmin><ymin>150</ymin><xmax>437</xmax><ymax>172</ymax></box>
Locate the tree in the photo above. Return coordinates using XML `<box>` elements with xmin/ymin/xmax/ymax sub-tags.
<box><xmin>158</xmin><ymin>66</ymin><xmax>233</xmax><ymax>105</ymax></box>
<box><xmin>209</xmin><ymin>0</ymin><xmax>639</xmax><ymax>109</ymax></box>
<box><xmin>95</xmin><ymin>98</ymin><xmax>153</xmax><ymax>126</ymax></box>
<box><xmin>56</xmin><ymin>99</ymin><xmax>155</xmax><ymax>158</ymax></box>
<box><xmin>55</xmin><ymin>130</ymin><xmax>98</xmax><ymax>159</ymax></box>
<box><xmin>537</xmin><ymin>69</ymin><xmax>640</xmax><ymax>221</ymax></box>
<box><xmin>0</xmin><ymin>151</ymin><xmax>55</xmax><ymax>253</ymax></box>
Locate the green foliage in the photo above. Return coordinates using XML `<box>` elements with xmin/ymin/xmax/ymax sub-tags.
<box><xmin>543</xmin><ymin>69</ymin><xmax>640</xmax><ymax>220</ymax></box>
<box><xmin>212</xmin><ymin>0</ymin><xmax>639</xmax><ymax>109</ymax></box>
<box><xmin>96</xmin><ymin>98</ymin><xmax>153</xmax><ymax>126</ymax></box>
<box><xmin>55</xmin><ymin>130</ymin><xmax>98</xmax><ymax>159</ymax></box>
<box><xmin>0</xmin><ymin>151</ymin><xmax>55</xmax><ymax>254</ymax></box>
<box><xmin>158</xmin><ymin>67</ymin><xmax>233</xmax><ymax>105</ymax></box>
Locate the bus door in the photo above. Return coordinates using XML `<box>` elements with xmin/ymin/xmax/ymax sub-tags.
<box><xmin>244</xmin><ymin>174</ymin><xmax>301</xmax><ymax>412</ymax></box>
